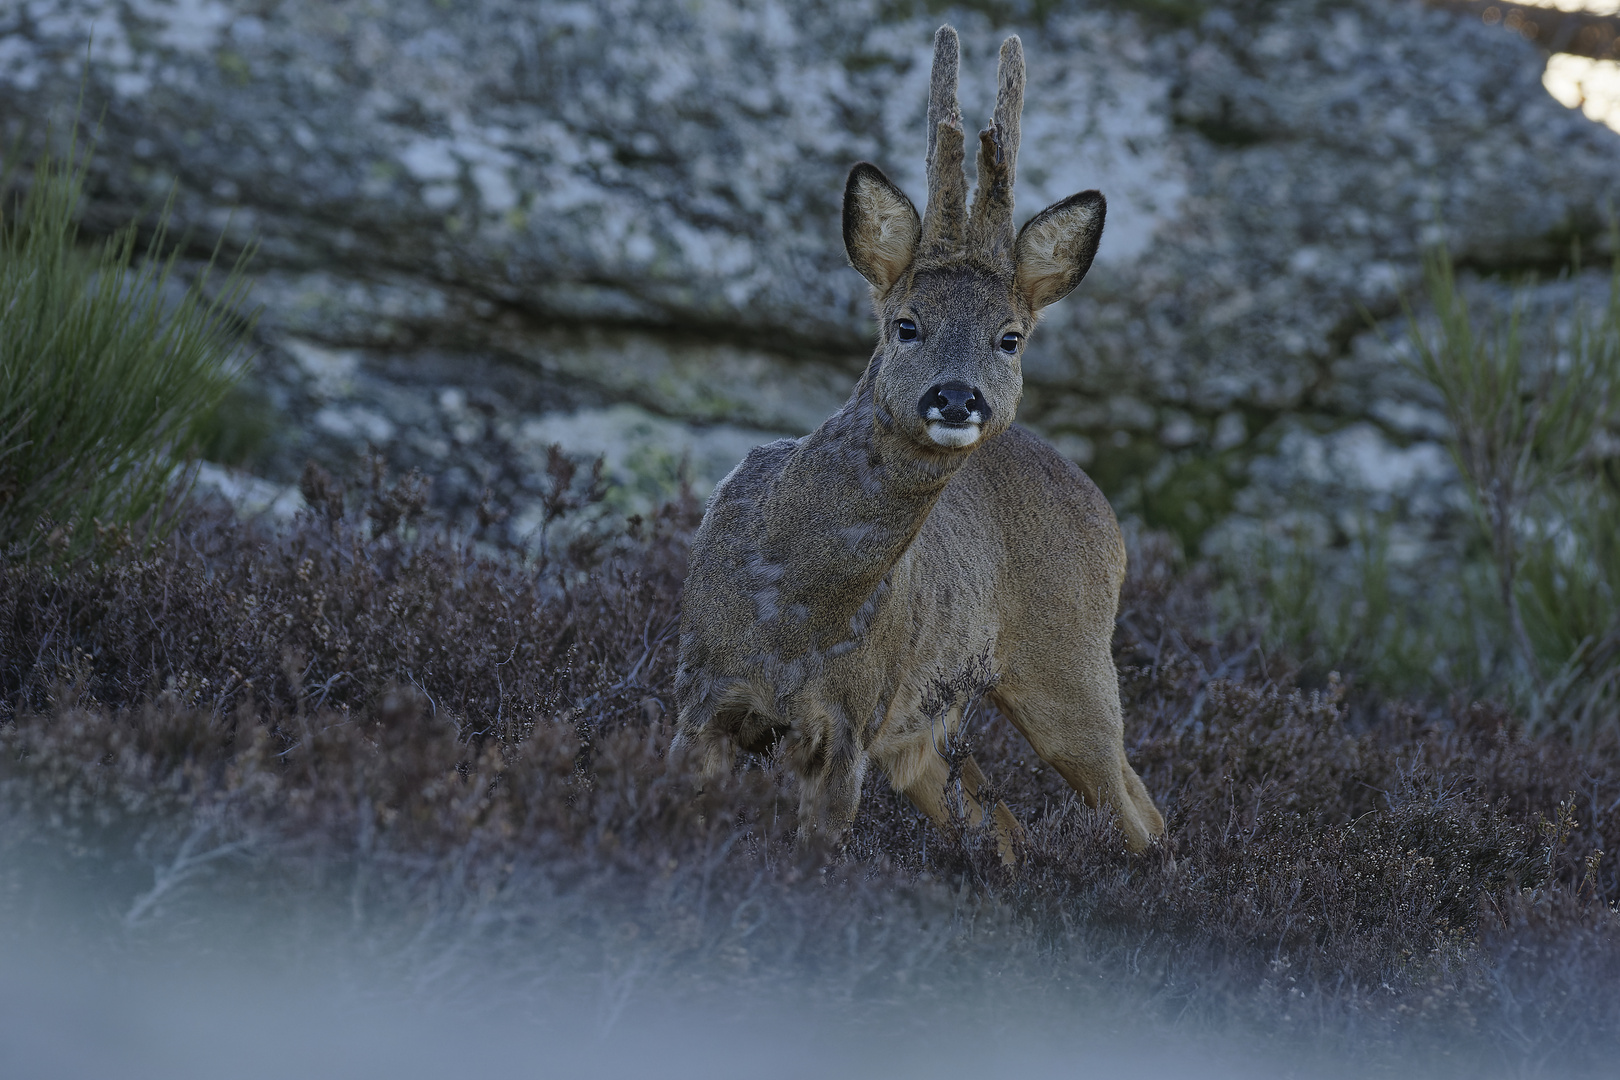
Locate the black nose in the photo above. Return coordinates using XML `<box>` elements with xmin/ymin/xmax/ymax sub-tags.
<box><xmin>920</xmin><ymin>381</ymin><xmax>989</xmax><ymax>424</ymax></box>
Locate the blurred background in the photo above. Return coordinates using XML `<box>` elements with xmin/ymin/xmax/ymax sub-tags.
<box><xmin>0</xmin><ymin>0</ymin><xmax>1611</xmax><ymax>538</ymax></box>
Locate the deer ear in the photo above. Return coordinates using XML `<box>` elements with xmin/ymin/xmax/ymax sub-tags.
<box><xmin>1013</xmin><ymin>190</ymin><xmax>1105</xmax><ymax>312</ymax></box>
<box><xmin>843</xmin><ymin>163</ymin><xmax>920</xmax><ymax>295</ymax></box>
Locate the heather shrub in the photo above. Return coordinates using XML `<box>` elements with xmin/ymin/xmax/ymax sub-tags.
<box><xmin>2</xmin><ymin>473</ymin><xmax>1617</xmax><ymax>1073</ymax></box>
<box><xmin>0</xmin><ymin>130</ymin><xmax>253</xmax><ymax>562</ymax></box>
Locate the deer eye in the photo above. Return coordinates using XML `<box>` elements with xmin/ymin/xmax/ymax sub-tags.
<box><xmin>896</xmin><ymin>318</ymin><xmax>918</xmax><ymax>341</ymax></box>
<box><xmin>999</xmin><ymin>331</ymin><xmax>1022</xmax><ymax>353</ymax></box>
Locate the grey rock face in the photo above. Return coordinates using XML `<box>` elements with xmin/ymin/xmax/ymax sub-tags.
<box><xmin>2</xmin><ymin>0</ymin><xmax>1616</xmax><ymax>550</ymax></box>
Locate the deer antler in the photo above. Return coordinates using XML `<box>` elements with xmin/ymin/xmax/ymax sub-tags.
<box><xmin>919</xmin><ymin>26</ymin><xmax>967</xmax><ymax>263</ymax></box>
<box><xmin>967</xmin><ymin>35</ymin><xmax>1024</xmax><ymax>269</ymax></box>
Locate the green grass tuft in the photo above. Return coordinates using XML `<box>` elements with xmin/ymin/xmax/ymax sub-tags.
<box><xmin>0</xmin><ymin>127</ymin><xmax>255</xmax><ymax>562</ymax></box>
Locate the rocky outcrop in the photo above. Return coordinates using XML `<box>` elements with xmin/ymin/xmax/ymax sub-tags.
<box><xmin>2</xmin><ymin>0</ymin><xmax>1616</xmax><ymax>553</ymax></box>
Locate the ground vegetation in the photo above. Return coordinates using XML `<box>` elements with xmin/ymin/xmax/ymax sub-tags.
<box><xmin>2</xmin><ymin>468</ymin><xmax>1616</xmax><ymax>1074</ymax></box>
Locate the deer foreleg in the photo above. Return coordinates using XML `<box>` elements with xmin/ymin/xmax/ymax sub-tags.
<box><xmin>885</xmin><ymin>744</ymin><xmax>1023</xmax><ymax>866</ymax></box>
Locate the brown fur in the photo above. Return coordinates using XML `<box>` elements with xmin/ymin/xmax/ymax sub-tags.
<box><xmin>673</xmin><ymin>27</ymin><xmax>1165</xmax><ymax>856</ymax></box>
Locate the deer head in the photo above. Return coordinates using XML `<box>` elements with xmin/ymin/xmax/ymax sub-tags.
<box><xmin>843</xmin><ymin>27</ymin><xmax>1105</xmax><ymax>453</ymax></box>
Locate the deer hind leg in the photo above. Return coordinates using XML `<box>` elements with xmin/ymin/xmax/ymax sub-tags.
<box><xmin>881</xmin><ymin>738</ymin><xmax>1024</xmax><ymax>866</ymax></box>
<box><xmin>993</xmin><ymin>648</ymin><xmax>1164</xmax><ymax>853</ymax></box>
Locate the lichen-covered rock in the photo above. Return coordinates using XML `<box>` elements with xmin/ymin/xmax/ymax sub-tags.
<box><xmin>2</xmin><ymin>0</ymin><xmax>1616</xmax><ymax>550</ymax></box>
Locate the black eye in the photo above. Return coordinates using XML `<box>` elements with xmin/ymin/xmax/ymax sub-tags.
<box><xmin>999</xmin><ymin>332</ymin><xmax>1022</xmax><ymax>353</ymax></box>
<box><xmin>896</xmin><ymin>318</ymin><xmax>918</xmax><ymax>341</ymax></box>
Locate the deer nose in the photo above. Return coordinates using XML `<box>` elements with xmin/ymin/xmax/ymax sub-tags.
<box><xmin>919</xmin><ymin>381</ymin><xmax>989</xmax><ymax>425</ymax></box>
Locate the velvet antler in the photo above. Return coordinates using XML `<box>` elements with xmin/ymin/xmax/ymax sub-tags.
<box><xmin>918</xmin><ymin>26</ymin><xmax>967</xmax><ymax>263</ymax></box>
<box><xmin>966</xmin><ymin>36</ymin><xmax>1024</xmax><ymax>269</ymax></box>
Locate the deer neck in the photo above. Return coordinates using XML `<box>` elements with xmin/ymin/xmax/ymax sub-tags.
<box><xmin>757</xmin><ymin>365</ymin><xmax>966</xmax><ymax>656</ymax></box>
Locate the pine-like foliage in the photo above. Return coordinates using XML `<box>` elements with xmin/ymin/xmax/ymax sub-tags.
<box><xmin>0</xmin><ymin>130</ymin><xmax>253</xmax><ymax>562</ymax></box>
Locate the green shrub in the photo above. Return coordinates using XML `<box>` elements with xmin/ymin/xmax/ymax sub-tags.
<box><xmin>1408</xmin><ymin>241</ymin><xmax>1620</xmax><ymax>737</ymax></box>
<box><xmin>1228</xmin><ymin>241</ymin><xmax>1620</xmax><ymax>739</ymax></box>
<box><xmin>0</xmin><ymin>129</ymin><xmax>254</xmax><ymax>562</ymax></box>
<box><xmin>192</xmin><ymin>382</ymin><xmax>278</xmax><ymax>469</ymax></box>
<box><xmin>1237</xmin><ymin>511</ymin><xmax>1452</xmax><ymax>693</ymax></box>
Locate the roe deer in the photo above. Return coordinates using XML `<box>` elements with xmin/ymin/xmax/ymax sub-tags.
<box><xmin>673</xmin><ymin>26</ymin><xmax>1165</xmax><ymax>856</ymax></box>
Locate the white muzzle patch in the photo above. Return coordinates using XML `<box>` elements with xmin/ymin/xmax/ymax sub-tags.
<box><xmin>926</xmin><ymin>420</ymin><xmax>982</xmax><ymax>448</ymax></box>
